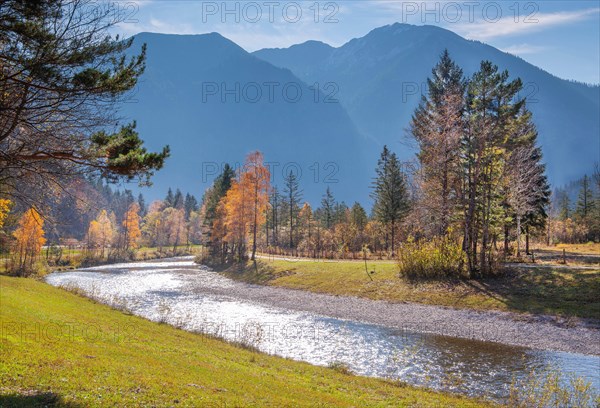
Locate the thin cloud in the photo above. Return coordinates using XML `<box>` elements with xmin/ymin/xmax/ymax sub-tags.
<box><xmin>501</xmin><ymin>43</ymin><xmax>548</xmax><ymax>55</ymax></box>
<box><xmin>455</xmin><ymin>8</ymin><xmax>600</xmax><ymax>40</ymax></box>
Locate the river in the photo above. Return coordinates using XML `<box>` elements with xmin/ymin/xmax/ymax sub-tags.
<box><xmin>45</xmin><ymin>257</ymin><xmax>600</xmax><ymax>403</ymax></box>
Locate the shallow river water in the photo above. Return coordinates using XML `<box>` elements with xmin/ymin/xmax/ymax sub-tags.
<box><xmin>46</xmin><ymin>257</ymin><xmax>600</xmax><ymax>402</ymax></box>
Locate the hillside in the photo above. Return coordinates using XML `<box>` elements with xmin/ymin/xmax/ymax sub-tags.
<box><xmin>120</xmin><ymin>33</ymin><xmax>369</xmax><ymax>204</ymax></box>
<box><xmin>254</xmin><ymin>23</ymin><xmax>600</xmax><ymax>187</ymax></box>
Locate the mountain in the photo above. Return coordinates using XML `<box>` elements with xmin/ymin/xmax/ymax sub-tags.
<box><xmin>254</xmin><ymin>23</ymin><xmax>600</xmax><ymax>186</ymax></box>
<box><xmin>120</xmin><ymin>33</ymin><xmax>370</xmax><ymax>205</ymax></box>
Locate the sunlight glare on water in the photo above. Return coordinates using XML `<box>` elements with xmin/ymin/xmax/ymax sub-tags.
<box><xmin>46</xmin><ymin>258</ymin><xmax>600</xmax><ymax>401</ymax></box>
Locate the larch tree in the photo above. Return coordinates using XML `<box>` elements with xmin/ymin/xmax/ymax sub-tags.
<box><xmin>122</xmin><ymin>202</ymin><xmax>142</xmax><ymax>250</ymax></box>
<box><xmin>13</xmin><ymin>208</ymin><xmax>46</xmax><ymax>275</ymax></box>
<box><xmin>506</xmin><ymin>145</ymin><xmax>548</xmax><ymax>257</ymax></box>
<box><xmin>242</xmin><ymin>152</ymin><xmax>270</xmax><ymax>261</ymax></box>
<box><xmin>223</xmin><ymin>180</ymin><xmax>250</xmax><ymax>261</ymax></box>
<box><xmin>88</xmin><ymin>210</ymin><xmax>114</xmax><ymax>258</ymax></box>
<box><xmin>298</xmin><ymin>202</ymin><xmax>313</xmax><ymax>248</ymax></box>
<box><xmin>410</xmin><ymin>50</ymin><xmax>465</xmax><ymax>235</ymax></box>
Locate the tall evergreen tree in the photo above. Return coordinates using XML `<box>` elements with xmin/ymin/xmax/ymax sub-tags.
<box><xmin>173</xmin><ymin>189</ymin><xmax>184</xmax><ymax>209</ymax></box>
<box><xmin>283</xmin><ymin>170</ymin><xmax>303</xmax><ymax>248</ymax></box>
<box><xmin>575</xmin><ymin>175</ymin><xmax>594</xmax><ymax>220</ymax></box>
<box><xmin>320</xmin><ymin>187</ymin><xmax>336</xmax><ymax>229</ymax></box>
<box><xmin>165</xmin><ymin>188</ymin><xmax>175</xmax><ymax>208</ymax></box>
<box><xmin>267</xmin><ymin>186</ymin><xmax>282</xmax><ymax>246</ymax></box>
<box><xmin>462</xmin><ymin>60</ymin><xmax>524</xmax><ymax>274</ymax></box>
<box><xmin>350</xmin><ymin>202</ymin><xmax>368</xmax><ymax>232</ymax></box>
<box><xmin>184</xmin><ymin>193</ymin><xmax>199</xmax><ymax>220</ymax></box>
<box><xmin>137</xmin><ymin>193</ymin><xmax>147</xmax><ymax>217</ymax></box>
<box><xmin>371</xmin><ymin>146</ymin><xmax>410</xmax><ymax>252</ymax></box>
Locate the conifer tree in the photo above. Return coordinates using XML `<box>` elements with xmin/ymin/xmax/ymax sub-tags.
<box><xmin>371</xmin><ymin>146</ymin><xmax>409</xmax><ymax>252</ymax></box>
<box><xmin>320</xmin><ymin>187</ymin><xmax>336</xmax><ymax>230</ymax></box>
<box><xmin>283</xmin><ymin>170</ymin><xmax>303</xmax><ymax>248</ymax></box>
<box><xmin>410</xmin><ymin>50</ymin><xmax>465</xmax><ymax>235</ymax></box>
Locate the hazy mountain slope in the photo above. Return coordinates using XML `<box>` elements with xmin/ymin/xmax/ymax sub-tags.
<box><xmin>254</xmin><ymin>23</ymin><xmax>600</xmax><ymax>186</ymax></box>
<box><xmin>121</xmin><ymin>33</ymin><xmax>369</xmax><ymax>204</ymax></box>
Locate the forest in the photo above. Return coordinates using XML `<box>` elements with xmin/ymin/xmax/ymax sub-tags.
<box><xmin>2</xmin><ymin>50</ymin><xmax>599</xmax><ymax>278</ymax></box>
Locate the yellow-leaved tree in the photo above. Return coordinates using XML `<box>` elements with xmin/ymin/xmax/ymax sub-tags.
<box><xmin>87</xmin><ymin>210</ymin><xmax>115</xmax><ymax>258</ymax></box>
<box><xmin>123</xmin><ymin>202</ymin><xmax>142</xmax><ymax>249</ymax></box>
<box><xmin>13</xmin><ymin>208</ymin><xmax>46</xmax><ymax>276</ymax></box>
<box><xmin>0</xmin><ymin>199</ymin><xmax>11</xmax><ymax>230</ymax></box>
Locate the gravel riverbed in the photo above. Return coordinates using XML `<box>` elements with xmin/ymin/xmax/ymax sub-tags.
<box><xmin>189</xmin><ymin>264</ymin><xmax>600</xmax><ymax>356</ymax></box>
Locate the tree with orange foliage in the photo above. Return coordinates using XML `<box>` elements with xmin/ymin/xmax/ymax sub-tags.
<box><xmin>13</xmin><ymin>208</ymin><xmax>46</xmax><ymax>276</ymax></box>
<box><xmin>220</xmin><ymin>151</ymin><xmax>270</xmax><ymax>261</ymax></box>
<box><xmin>223</xmin><ymin>181</ymin><xmax>250</xmax><ymax>260</ymax></box>
<box><xmin>123</xmin><ymin>202</ymin><xmax>142</xmax><ymax>250</ymax></box>
<box><xmin>242</xmin><ymin>152</ymin><xmax>270</xmax><ymax>261</ymax></box>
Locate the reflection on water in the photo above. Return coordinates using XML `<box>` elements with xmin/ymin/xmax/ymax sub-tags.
<box><xmin>46</xmin><ymin>257</ymin><xmax>600</xmax><ymax>401</ymax></box>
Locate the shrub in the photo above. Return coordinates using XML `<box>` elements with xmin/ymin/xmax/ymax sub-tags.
<box><xmin>397</xmin><ymin>235</ymin><xmax>467</xmax><ymax>280</ymax></box>
<box><xmin>508</xmin><ymin>369</ymin><xmax>599</xmax><ymax>408</ymax></box>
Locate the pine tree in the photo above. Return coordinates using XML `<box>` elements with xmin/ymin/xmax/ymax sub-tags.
<box><xmin>575</xmin><ymin>175</ymin><xmax>594</xmax><ymax>220</ymax></box>
<box><xmin>557</xmin><ymin>190</ymin><xmax>571</xmax><ymax>221</ymax></box>
<box><xmin>184</xmin><ymin>193</ymin><xmax>199</xmax><ymax>220</ymax></box>
<box><xmin>165</xmin><ymin>188</ymin><xmax>175</xmax><ymax>208</ymax></box>
<box><xmin>283</xmin><ymin>170</ymin><xmax>303</xmax><ymax>248</ymax></box>
<box><xmin>350</xmin><ymin>202</ymin><xmax>368</xmax><ymax>232</ymax></box>
<box><xmin>267</xmin><ymin>187</ymin><xmax>282</xmax><ymax>247</ymax></box>
<box><xmin>173</xmin><ymin>189</ymin><xmax>184</xmax><ymax>209</ymax></box>
<box><xmin>463</xmin><ymin>60</ymin><xmax>523</xmax><ymax>274</ymax></box>
<box><xmin>371</xmin><ymin>146</ymin><xmax>409</xmax><ymax>252</ymax></box>
<box><xmin>137</xmin><ymin>193</ymin><xmax>147</xmax><ymax>217</ymax></box>
<box><xmin>320</xmin><ymin>187</ymin><xmax>336</xmax><ymax>229</ymax></box>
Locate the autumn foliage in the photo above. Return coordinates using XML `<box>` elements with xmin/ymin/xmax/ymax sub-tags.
<box><xmin>123</xmin><ymin>203</ymin><xmax>142</xmax><ymax>249</ymax></box>
<box><xmin>211</xmin><ymin>151</ymin><xmax>270</xmax><ymax>262</ymax></box>
<box><xmin>13</xmin><ymin>208</ymin><xmax>46</xmax><ymax>276</ymax></box>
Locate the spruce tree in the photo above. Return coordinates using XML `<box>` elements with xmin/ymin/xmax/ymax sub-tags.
<box><xmin>371</xmin><ymin>146</ymin><xmax>410</xmax><ymax>252</ymax></box>
<box><xmin>165</xmin><ymin>188</ymin><xmax>175</xmax><ymax>208</ymax></box>
<box><xmin>576</xmin><ymin>175</ymin><xmax>594</xmax><ymax>220</ymax></box>
<box><xmin>321</xmin><ymin>187</ymin><xmax>336</xmax><ymax>229</ymax></box>
<box><xmin>283</xmin><ymin>170</ymin><xmax>303</xmax><ymax>248</ymax></box>
<box><xmin>350</xmin><ymin>202</ymin><xmax>368</xmax><ymax>231</ymax></box>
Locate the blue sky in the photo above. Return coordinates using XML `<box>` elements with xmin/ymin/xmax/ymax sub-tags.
<box><xmin>116</xmin><ymin>1</ymin><xmax>600</xmax><ymax>84</ymax></box>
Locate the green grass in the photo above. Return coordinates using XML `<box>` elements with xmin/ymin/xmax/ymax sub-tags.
<box><xmin>221</xmin><ymin>258</ymin><xmax>600</xmax><ymax>320</ymax></box>
<box><xmin>0</xmin><ymin>276</ymin><xmax>491</xmax><ymax>407</ymax></box>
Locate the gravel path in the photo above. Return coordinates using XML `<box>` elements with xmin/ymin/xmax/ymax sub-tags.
<box><xmin>189</xmin><ymin>265</ymin><xmax>600</xmax><ymax>356</ymax></box>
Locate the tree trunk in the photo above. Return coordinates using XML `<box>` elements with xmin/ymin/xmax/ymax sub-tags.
<box><xmin>515</xmin><ymin>215</ymin><xmax>521</xmax><ymax>257</ymax></box>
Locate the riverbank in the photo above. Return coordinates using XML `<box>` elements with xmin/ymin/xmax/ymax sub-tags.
<box><xmin>0</xmin><ymin>245</ymin><xmax>201</xmax><ymax>276</ymax></box>
<box><xmin>194</xmin><ymin>262</ymin><xmax>599</xmax><ymax>356</ymax></box>
<box><xmin>217</xmin><ymin>247</ymin><xmax>600</xmax><ymax>321</ymax></box>
<box><xmin>0</xmin><ymin>275</ymin><xmax>491</xmax><ymax>407</ymax></box>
